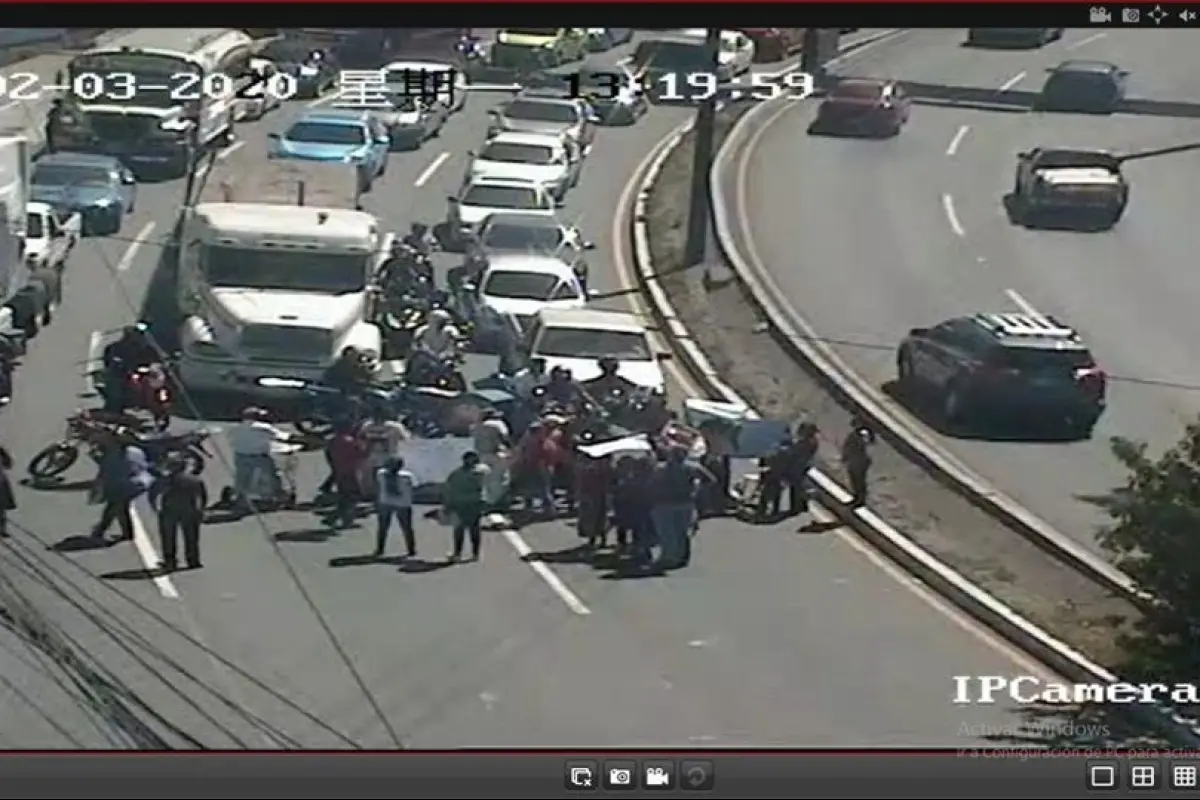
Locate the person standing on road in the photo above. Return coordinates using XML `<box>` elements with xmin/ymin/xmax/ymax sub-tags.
<box><xmin>841</xmin><ymin>415</ymin><xmax>876</xmax><ymax>507</ymax></box>
<box><xmin>374</xmin><ymin>455</ymin><xmax>416</xmax><ymax>559</ymax></box>
<box><xmin>442</xmin><ymin>451</ymin><xmax>486</xmax><ymax>562</ymax></box>
<box><xmin>359</xmin><ymin>411</ymin><xmax>410</xmax><ymax>498</ymax></box>
<box><xmin>326</xmin><ymin>421</ymin><xmax>365</xmax><ymax>528</ymax></box>
<box><xmin>90</xmin><ymin>431</ymin><xmax>153</xmax><ymax>543</ymax></box>
<box><xmin>0</xmin><ymin>443</ymin><xmax>15</xmax><ymax>538</ymax></box>
<box><xmin>472</xmin><ymin>407</ymin><xmax>511</xmax><ymax>516</ymax></box>
<box><xmin>150</xmin><ymin>454</ymin><xmax>207</xmax><ymax>571</ymax></box>
<box><xmin>650</xmin><ymin>446</ymin><xmax>713</xmax><ymax>571</ymax></box>
<box><xmin>785</xmin><ymin>421</ymin><xmax>820</xmax><ymax>523</ymax></box>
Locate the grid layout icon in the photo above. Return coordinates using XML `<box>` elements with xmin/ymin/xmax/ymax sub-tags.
<box><xmin>1128</xmin><ymin>763</ymin><xmax>1159</xmax><ymax>789</ymax></box>
<box><xmin>1171</xmin><ymin>763</ymin><xmax>1198</xmax><ymax>789</ymax></box>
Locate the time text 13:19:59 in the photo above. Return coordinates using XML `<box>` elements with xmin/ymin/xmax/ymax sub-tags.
<box><xmin>562</xmin><ymin>70</ymin><xmax>815</xmax><ymax>104</ymax></box>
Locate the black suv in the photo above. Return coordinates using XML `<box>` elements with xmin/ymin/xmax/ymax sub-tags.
<box><xmin>897</xmin><ymin>313</ymin><xmax>1107</xmax><ymax>437</ymax></box>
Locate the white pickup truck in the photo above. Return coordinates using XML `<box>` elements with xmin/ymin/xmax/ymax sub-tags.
<box><xmin>25</xmin><ymin>201</ymin><xmax>80</xmax><ymax>272</ymax></box>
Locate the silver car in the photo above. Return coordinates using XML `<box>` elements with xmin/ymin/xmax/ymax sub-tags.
<box><xmin>374</xmin><ymin>94</ymin><xmax>448</xmax><ymax>151</ymax></box>
<box><xmin>486</xmin><ymin>95</ymin><xmax>596</xmax><ymax>152</ymax></box>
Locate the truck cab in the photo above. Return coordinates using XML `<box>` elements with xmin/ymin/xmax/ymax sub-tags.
<box><xmin>25</xmin><ymin>200</ymin><xmax>80</xmax><ymax>271</ymax></box>
<box><xmin>176</xmin><ymin>159</ymin><xmax>392</xmax><ymax>395</ymax></box>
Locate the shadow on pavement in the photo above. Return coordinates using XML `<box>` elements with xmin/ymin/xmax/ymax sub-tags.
<box><xmin>48</xmin><ymin>534</ymin><xmax>112</xmax><ymax>553</ymax></box>
<box><xmin>881</xmin><ymin>380</ymin><xmax>1086</xmax><ymax>444</ymax></box>
<box><xmin>398</xmin><ymin>558</ymin><xmax>452</xmax><ymax>574</ymax></box>
<box><xmin>273</xmin><ymin>528</ymin><xmax>341</xmax><ymax>544</ymax></box>
<box><xmin>328</xmin><ymin>553</ymin><xmax>406</xmax><ymax>568</ymax></box>
<box><xmin>21</xmin><ymin>478</ymin><xmax>94</xmax><ymax>493</ymax></box>
<box><xmin>99</xmin><ymin>567</ymin><xmax>159</xmax><ymax>582</ymax></box>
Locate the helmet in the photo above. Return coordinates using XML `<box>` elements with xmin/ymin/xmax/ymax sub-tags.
<box><xmin>430</xmin><ymin>308</ymin><xmax>452</xmax><ymax>324</ymax></box>
<box><xmin>340</xmin><ymin>346</ymin><xmax>358</xmax><ymax>360</ymax></box>
<box><xmin>597</xmin><ymin>356</ymin><xmax>619</xmax><ymax>375</ymax></box>
<box><xmin>241</xmin><ymin>406</ymin><xmax>267</xmax><ymax>421</ymax></box>
<box><xmin>410</xmin><ymin>222</ymin><xmax>428</xmax><ymax>235</ymax></box>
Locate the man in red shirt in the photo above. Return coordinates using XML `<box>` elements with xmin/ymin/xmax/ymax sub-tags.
<box><xmin>325</xmin><ymin>422</ymin><xmax>365</xmax><ymax>528</ymax></box>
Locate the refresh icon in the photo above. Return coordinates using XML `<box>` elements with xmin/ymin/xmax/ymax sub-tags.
<box><xmin>680</xmin><ymin>761</ymin><xmax>715</xmax><ymax>791</ymax></box>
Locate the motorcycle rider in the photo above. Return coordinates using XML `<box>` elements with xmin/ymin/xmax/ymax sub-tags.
<box><xmin>407</xmin><ymin>308</ymin><xmax>463</xmax><ymax>384</ymax></box>
<box><xmin>323</xmin><ymin>346</ymin><xmax>373</xmax><ymax>395</ymax></box>
<box><xmin>102</xmin><ymin>324</ymin><xmax>159</xmax><ymax>412</ymax></box>
<box><xmin>544</xmin><ymin>365</ymin><xmax>585</xmax><ymax>410</ymax></box>
<box><xmin>447</xmin><ymin>232</ymin><xmax>488</xmax><ymax>296</ymax></box>
<box><xmin>400</xmin><ymin>222</ymin><xmax>437</xmax><ymax>259</ymax></box>
<box><xmin>582</xmin><ymin>357</ymin><xmax>627</xmax><ymax>397</ymax></box>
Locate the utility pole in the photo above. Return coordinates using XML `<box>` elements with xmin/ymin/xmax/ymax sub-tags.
<box><xmin>683</xmin><ymin>26</ymin><xmax>721</xmax><ymax>271</ymax></box>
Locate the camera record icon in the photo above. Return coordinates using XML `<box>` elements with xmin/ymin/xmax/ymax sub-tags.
<box><xmin>642</xmin><ymin>760</ymin><xmax>676</xmax><ymax>790</ymax></box>
<box><xmin>604</xmin><ymin>761</ymin><xmax>638</xmax><ymax>791</ymax></box>
<box><xmin>1127</xmin><ymin>762</ymin><xmax>1160</xmax><ymax>790</ymax></box>
<box><xmin>565</xmin><ymin>761</ymin><xmax>599</xmax><ymax>791</ymax></box>
<box><xmin>1086</xmin><ymin>761</ymin><xmax>1118</xmax><ymax>790</ymax></box>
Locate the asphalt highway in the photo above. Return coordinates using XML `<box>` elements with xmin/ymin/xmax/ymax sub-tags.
<box><xmin>2</xmin><ymin>31</ymin><xmax>1063</xmax><ymax>748</ymax></box>
<box><xmin>733</xmin><ymin>29</ymin><xmax>1200</xmax><ymax>551</ymax></box>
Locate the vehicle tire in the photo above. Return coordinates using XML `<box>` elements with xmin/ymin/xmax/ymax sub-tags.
<box><xmin>28</xmin><ymin>442</ymin><xmax>80</xmax><ymax>479</ymax></box>
<box><xmin>896</xmin><ymin>349</ymin><xmax>918</xmax><ymax>390</ymax></box>
<box><xmin>941</xmin><ymin>381</ymin><xmax>970</xmax><ymax>425</ymax></box>
<box><xmin>296</xmin><ymin>415</ymin><xmax>333</xmax><ymax>437</ymax></box>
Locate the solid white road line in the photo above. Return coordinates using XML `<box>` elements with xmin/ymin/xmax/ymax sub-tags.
<box><xmin>941</xmin><ymin>194</ymin><xmax>966</xmax><ymax>238</ymax></box>
<box><xmin>945</xmin><ymin>125</ymin><xmax>970</xmax><ymax>157</ymax></box>
<box><xmin>1005</xmin><ymin>288</ymin><xmax>1049</xmax><ymax>319</ymax></box>
<box><xmin>500</xmin><ymin>528</ymin><xmax>592</xmax><ymax>616</ymax></box>
<box><xmin>414</xmin><ymin>152</ymin><xmax>451</xmax><ymax>188</ymax></box>
<box><xmin>1067</xmin><ymin>31</ymin><xmax>1108</xmax><ymax>51</ymax></box>
<box><xmin>132</xmin><ymin>509</ymin><xmax>179</xmax><ymax>599</ymax></box>
<box><xmin>998</xmin><ymin>72</ymin><xmax>1027</xmax><ymax>93</ymax></box>
<box><xmin>116</xmin><ymin>222</ymin><xmax>155</xmax><ymax>272</ymax></box>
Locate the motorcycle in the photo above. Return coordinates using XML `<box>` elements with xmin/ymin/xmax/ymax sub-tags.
<box><xmin>583</xmin><ymin>380</ymin><xmax>668</xmax><ymax>433</ymax></box>
<box><xmin>406</xmin><ymin>352</ymin><xmax>467</xmax><ymax>392</ymax></box>
<box><xmin>93</xmin><ymin>362</ymin><xmax>174</xmax><ymax>431</ymax></box>
<box><xmin>28</xmin><ymin>414</ymin><xmax>211</xmax><ymax>480</ymax></box>
<box><xmin>293</xmin><ymin>382</ymin><xmax>412</xmax><ymax>437</ymax></box>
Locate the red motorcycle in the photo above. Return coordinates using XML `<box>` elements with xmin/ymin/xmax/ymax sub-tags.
<box><xmin>127</xmin><ymin>364</ymin><xmax>173</xmax><ymax>431</ymax></box>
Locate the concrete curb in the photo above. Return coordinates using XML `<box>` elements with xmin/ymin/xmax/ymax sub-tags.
<box><xmin>708</xmin><ymin>43</ymin><xmax>1145</xmax><ymax>609</ymax></box>
<box><xmin>628</xmin><ymin>34</ymin><xmax>1200</xmax><ymax>747</ymax></box>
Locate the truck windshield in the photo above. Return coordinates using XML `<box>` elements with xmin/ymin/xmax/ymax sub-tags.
<box><xmin>202</xmin><ymin>246</ymin><xmax>367</xmax><ymax>294</ymax></box>
<box><xmin>25</xmin><ymin>213</ymin><xmax>43</xmax><ymax>239</ymax></box>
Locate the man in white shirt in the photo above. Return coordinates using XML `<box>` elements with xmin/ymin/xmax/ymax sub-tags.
<box><xmin>472</xmin><ymin>408</ymin><xmax>511</xmax><ymax>516</ymax></box>
<box><xmin>359</xmin><ymin>412</ymin><xmax>411</xmax><ymax>497</ymax></box>
<box><xmin>229</xmin><ymin>407</ymin><xmax>292</xmax><ymax>503</ymax></box>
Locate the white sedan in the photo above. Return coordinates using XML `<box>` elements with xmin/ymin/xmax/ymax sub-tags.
<box><xmin>478</xmin><ymin>253</ymin><xmax>588</xmax><ymax>336</ymax></box>
<box><xmin>442</xmin><ymin>176</ymin><xmax>558</xmax><ymax>250</ymax></box>
<box><xmin>236</xmin><ymin>57</ymin><xmax>285</xmax><ymax>121</ymax></box>
<box><xmin>678</xmin><ymin>28</ymin><xmax>756</xmax><ymax>76</ymax></box>
<box><xmin>467</xmin><ymin>131</ymin><xmax>581</xmax><ymax>202</ymax></box>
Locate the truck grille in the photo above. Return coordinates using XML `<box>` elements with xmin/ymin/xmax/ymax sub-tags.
<box><xmin>85</xmin><ymin>111</ymin><xmax>156</xmax><ymax>141</ymax></box>
<box><xmin>241</xmin><ymin>326</ymin><xmax>332</xmax><ymax>364</ymax></box>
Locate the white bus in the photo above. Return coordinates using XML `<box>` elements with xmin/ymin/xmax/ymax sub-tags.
<box><xmin>51</xmin><ymin>29</ymin><xmax>256</xmax><ymax>176</ymax></box>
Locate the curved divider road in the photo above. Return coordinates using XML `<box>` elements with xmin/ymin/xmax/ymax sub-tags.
<box><xmin>723</xmin><ymin>29</ymin><xmax>1200</xmax><ymax>565</ymax></box>
<box><xmin>4</xmin><ymin>32</ymin><xmax>1063</xmax><ymax>747</ymax></box>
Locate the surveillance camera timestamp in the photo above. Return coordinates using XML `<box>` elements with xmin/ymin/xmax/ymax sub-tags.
<box><xmin>562</xmin><ymin>69</ymin><xmax>815</xmax><ymax>104</ymax></box>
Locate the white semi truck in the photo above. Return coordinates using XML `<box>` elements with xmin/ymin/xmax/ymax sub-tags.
<box><xmin>175</xmin><ymin>158</ymin><xmax>393</xmax><ymax>395</ymax></box>
<box><xmin>0</xmin><ymin>136</ymin><xmax>32</xmax><ymax>330</ymax></box>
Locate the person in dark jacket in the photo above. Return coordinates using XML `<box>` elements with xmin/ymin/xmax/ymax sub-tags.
<box><xmin>29</xmin><ymin>267</ymin><xmax>60</xmax><ymax>326</ymax></box>
<box><xmin>650</xmin><ymin>446</ymin><xmax>713</xmax><ymax>570</ymax></box>
<box><xmin>757</xmin><ymin>436</ymin><xmax>791</xmax><ymax>520</ymax></box>
<box><xmin>443</xmin><ymin>451</ymin><xmax>486</xmax><ymax>562</ymax></box>
<box><xmin>785</xmin><ymin>421</ymin><xmax>820</xmax><ymax>521</ymax></box>
<box><xmin>90</xmin><ymin>431</ymin><xmax>153</xmax><ymax>542</ymax></box>
<box><xmin>0</xmin><ymin>443</ymin><xmax>15</xmax><ymax>538</ymax></box>
<box><xmin>102</xmin><ymin>325</ymin><xmax>157</xmax><ymax>412</ymax></box>
<box><xmin>841</xmin><ymin>415</ymin><xmax>876</xmax><ymax>507</ymax></box>
<box><xmin>612</xmin><ymin>456</ymin><xmax>654</xmax><ymax>562</ymax></box>
<box><xmin>150</xmin><ymin>454</ymin><xmax>207</xmax><ymax>571</ymax></box>
<box><xmin>575</xmin><ymin>454</ymin><xmax>612</xmax><ymax>549</ymax></box>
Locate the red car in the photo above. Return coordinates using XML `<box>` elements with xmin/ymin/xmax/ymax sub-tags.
<box><xmin>740</xmin><ymin>28</ymin><xmax>803</xmax><ymax>62</ymax></box>
<box><xmin>810</xmin><ymin>78</ymin><xmax>911</xmax><ymax>137</ymax></box>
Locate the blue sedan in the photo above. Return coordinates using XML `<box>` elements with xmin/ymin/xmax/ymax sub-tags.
<box><xmin>268</xmin><ymin>111</ymin><xmax>390</xmax><ymax>191</ymax></box>
<box><xmin>30</xmin><ymin>152</ymin><xmax>136</xmax><ymax>236</ymax></box>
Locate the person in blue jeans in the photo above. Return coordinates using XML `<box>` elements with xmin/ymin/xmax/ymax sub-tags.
<box><xmin>90</xmin><ymin>431</ymin><xmax>154</xmax><ymax>543</ymax></box>
<box><xmin>649</xmin><ymin>446</ymin><xmax>714</xmax><ymax>571</ymax></box>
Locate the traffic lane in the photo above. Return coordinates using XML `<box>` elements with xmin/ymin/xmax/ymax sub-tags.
<box><xmin>68</xmin><ymin>92</ymin><xmax>696</xmax><ymax>746</ymax></box>
<box><xmin>736</xmin><ymin>30</ymin><xmax>1133</xmax><ymax>545</ymax></box>
<box><xmin>942</xmin><ymin>29</ymin><xmax>1200</xmax><ymax>542</ymax></box>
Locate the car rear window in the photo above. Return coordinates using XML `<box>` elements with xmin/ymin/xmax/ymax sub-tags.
<box><xmin>994</xmin><ymin>347</ymin><xmax>1094</xmax><ymax>372</ymax></box>
<box><xmin>831</xmin><ymin>82</ymin><xmax>884</xmax><ymax>100</ymax></box>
